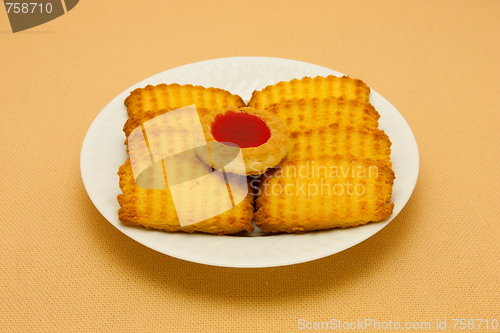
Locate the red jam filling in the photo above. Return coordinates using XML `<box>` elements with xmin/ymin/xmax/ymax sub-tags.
<box><xmin>211</xmin><ymin>112</ymin><xmax>271</xmax><ymax>148</ymax></box>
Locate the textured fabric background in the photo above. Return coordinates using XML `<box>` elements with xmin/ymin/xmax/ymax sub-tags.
<box><xmin>1</xmin><ymin>1</ymin><xmax>499</xmax><ymax>332</ymax></box>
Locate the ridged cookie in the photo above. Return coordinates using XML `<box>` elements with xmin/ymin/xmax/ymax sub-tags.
<box><xmin>266</xmin><ymin>97</ymin><xmax>380</xmax><ymax>132</ymax></box>
<box><xmin>287</xmin><ymin>124</ymin><xmax>392</xmax><ymax>163</ymax></box>
<box><xmin>254</xmin><ymin>156</ymin><xmax>395</xmax><ymax>233</ymax></box>
<box><xmin>118</xmin><ymin>158</ymin><xmax>254</xmax><ymax>235</ymax></box>
<box><xmin>125</xmin><ymin>83</ymin><xmax>245</xmax><ymax>120</ymax></box>
<box><xmin>248</xmin><ymin>75</ymin><xmax>370</xmax><ymax>110</ymax></box>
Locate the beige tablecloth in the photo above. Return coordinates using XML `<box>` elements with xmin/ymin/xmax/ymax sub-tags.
<box><xmin>2</xmin><ymin>1</ymin><xmax>499</xmax><ymax>332</ymax></box>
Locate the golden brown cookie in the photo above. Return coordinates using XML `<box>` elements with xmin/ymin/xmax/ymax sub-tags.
<box><xmin>118</xmin><ymin>158</ymin><xmax>255</xmax><ymax>235</ymax></box>
<box><xmin>125</xmin><ymin>83</ymin><xmax>245</xmax><ymax>120</ymax></box>
<box><xmin>248</xmin><ymin>75</ymin><xmax>371</xmax><ymax>110</ymax></box>
<box><xmin>254</xmin><ymin>156</ymin><xmax>395</xmax><ymax>233</ymax></box>
<box><xmin>286</xmin><ymin>124</ymin><xmax>392</xmax><ymax>163</ymax></box>
<box><xmin>266</xmin><ymin>97</ymin><xmax>380</xmax><ymax>132</ymax></box>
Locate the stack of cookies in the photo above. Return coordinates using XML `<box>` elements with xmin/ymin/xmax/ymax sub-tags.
<box><xmin>249</xmin><ymin>76</ymin><xmax>395</xmax><ymax>233</ymax></box>
<box><xmin>117</xmin><ymin>84</ymin><xmax>255</xmax><ymax>235</ymax></box>
<box><xmin>117</xmin><ymin>76</ymin><xmax>395</xmax><ymax>235</ymax></box>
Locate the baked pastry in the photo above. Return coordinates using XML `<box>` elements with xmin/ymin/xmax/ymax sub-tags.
<box><xmin>254</xmin><ymin>156</ymin><xmax>395</xmax><ymax>233</ymax></box>
<box><xmin>124</xmin><ymin>83</ymin><xmax>245</xmax><ymax>119</ymax></box>
<box><xmin>122</xmin><ymin>83</ymin><xmax>246</xmax><ymax>148</ymax></box>
<box><xmin>248</xmin><ymin>75</ymin><xmax>371</xmax><ymax>110</ymax></box>
<box><xmin>287</xmin><ymin>124</ymin><xmax>392</xmax><ymax>163</ymax></box>
<box><xmin>117</xmin><ymin>76</ymin><xmax>394</xmax><ymax>235</ymax></box>
<box><xmin>118</xmin><ymin>158</ymin><xmax>255</xmax><ymax>235</ymax></box>
<box><xmin>197</xmin><ymin>106</ymin><xmax>289</xmax><ymax>176</ymax></box>
<box><xmin>265</xmin><ymin>97</ymin><xmax>390</xmax><ymax>163</ymax></box>
<box><xmin>266</xmin><ymin>97</ymin><xmax>380</xmax><ymax>131</ymax></box>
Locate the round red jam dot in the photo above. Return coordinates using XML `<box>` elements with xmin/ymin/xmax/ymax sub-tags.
<box><xmin>211</xmin><ymin>112</ymin><xmax>271</xmax><ymax>148</ymax></box>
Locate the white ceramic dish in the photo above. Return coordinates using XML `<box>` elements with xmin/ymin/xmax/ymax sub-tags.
<box><xmin>80</xmin><ymin>57</ymin><xmax>419</xmax><ymax>268</ymax></box>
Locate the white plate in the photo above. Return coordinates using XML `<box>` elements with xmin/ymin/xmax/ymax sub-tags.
<box><xmin>80</xmin><ymin>57</ymin><xmax>419</xmax><ymax>268</ymax></box>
